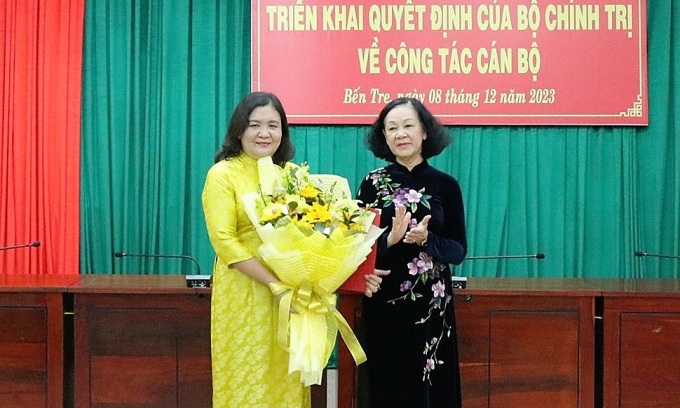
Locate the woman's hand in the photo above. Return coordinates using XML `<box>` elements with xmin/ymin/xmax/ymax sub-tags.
<box><xmin>268</xmin><ymin>281</ymin><xmax>299</xmax><ymax>313</ymax></box>
<box><xmin>364</xmin><ymin>269</ymin><xmax>391</xmax><ymax>297</ymax></box>
<box><xmin>386</xmin><ymin>204</ymin><xmax>410</xmax><ymax>248</ymax></box>
<box><xmin>404</xmin><ymin>215</ymin><xmax>430</xmax><ymax>246</ymax></box>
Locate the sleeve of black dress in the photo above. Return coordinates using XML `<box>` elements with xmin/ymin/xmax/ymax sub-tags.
<box><xmin>356</xmin><ymin>174</ymin><xmax>376</xmax><ymax>209</ymax></box>
<box><xmin>424</xmin><ymin>177</ymin><xmax>467</xmax><ymax>265</ymax></box>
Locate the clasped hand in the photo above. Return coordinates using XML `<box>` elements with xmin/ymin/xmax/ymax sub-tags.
<box><xmin>387</xmin><ymin>204</ymin><xmax>430</xmax><ymax>248</ymax></box>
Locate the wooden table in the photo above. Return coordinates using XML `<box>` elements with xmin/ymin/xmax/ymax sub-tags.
<box><xmin>4</xmin><ymin>276</ymin><xmax>680</xmax><ymax>407</ymax></box>
<box><xmin>453</xmin><ymin>278</ymin><xmax>598</xmax><ymax>408</ymax></box>
<box><xmin>0</xmin><ymin>274</ymin><xmax>79</xmax><ymax>408</ymax></box>
<box><xmin>70</xmin><ymin>275</ymin><xmax>212</xmax><ymax>408</ymax></box>
<box><xmin>339</xmin><ymin>278</ymin><xmax>680</xmax><ymax>408</ymax></box>
<box><xmin>593</xmin><ymin>279</ymin><xmax>680</xmax><ymax>408</ymax></box>
<box><xmin>0</xmin><ymin>274</ymin><xmax>326</xmax><ymax>408</ymax></box>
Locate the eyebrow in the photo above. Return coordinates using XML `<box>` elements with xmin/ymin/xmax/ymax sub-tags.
<box><xmin>249</xmin><ymin>119</ymin><xmax>280</xmax><ymax>124</ymax></box>
<box><xmin>386</xmin><ymin>118</ymin><xmax>416</xmax><ymax>125</ymax></box>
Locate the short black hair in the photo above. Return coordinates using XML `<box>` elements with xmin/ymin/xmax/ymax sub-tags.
<box><xmin>214</xmin><ymin>92</ymin><xmax>294</xmax><ymax>166</ymax></box>
<box><xmin>365</xmin><ymin>98</ymin><xmax>450</xmax><ymax>162</ymax></box>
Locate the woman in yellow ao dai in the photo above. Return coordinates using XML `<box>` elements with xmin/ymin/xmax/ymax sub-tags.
<box><xmin>201</xmin><ymin>92</ymin><xmax>308</xmax><ymax>407</ymax></box>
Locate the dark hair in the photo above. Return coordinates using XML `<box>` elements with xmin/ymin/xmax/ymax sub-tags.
<box><xmin>214</xmin><ymin>92</ymin><xmax>294</xmax><ymax>166</ymax></box>
<box><xmin>365</xmin><ymin>98</ymin><xmax>450</xmax><ymax>162</ymax></box>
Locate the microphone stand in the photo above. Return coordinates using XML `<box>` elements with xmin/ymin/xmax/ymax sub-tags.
<box><xmin>114</xmin><ymin>251</ymin><xmax>211</xmax><ymax>288</ymax></box>
<box><xmin>466</xmin><ymin>253</ymin><xmax>545</xmax><ymax>260</ymax></box>
<box><xmin>454</xmin><ymin>253</ymin><xmax>546</xmax><ymax>289</ymax></box>
<box><xmin>0</xmin><ymin>241</ymin><xmax>41</xmax><ymax>251</ymax></box>
<box><xmin>634</xmin><ymin>251</ymin><xmax>680</xmax><ymax>260</ymax></box>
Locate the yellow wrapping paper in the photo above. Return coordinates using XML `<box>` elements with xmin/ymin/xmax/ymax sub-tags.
<box><xmin>243</xmin><ymin>157</ymin><xmax>383</xmax><ymax>386</ymax></box>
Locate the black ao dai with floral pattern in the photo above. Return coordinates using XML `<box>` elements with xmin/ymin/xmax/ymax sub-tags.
<box><xmin>357</xmin><ymin>161</ymin><xmax>467</xmax><ymax>408</ymax></box>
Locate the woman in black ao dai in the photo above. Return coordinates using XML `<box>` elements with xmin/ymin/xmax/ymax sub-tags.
<box><xmin>357</xmin><ymin>98</ymin><xmax>467</xmax><ymax>408</ymax></box>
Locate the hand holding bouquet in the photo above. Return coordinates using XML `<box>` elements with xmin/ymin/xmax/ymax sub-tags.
<box><xmin>242</xmin><ymin>157</ymin><xmax>383</xmax><ymax>386</ymax></box>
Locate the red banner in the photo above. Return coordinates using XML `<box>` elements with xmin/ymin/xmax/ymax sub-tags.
<box><xmin>252</xmin><ymin>0</ymin><xmax>647</xmax><ymax>126</ymax></box>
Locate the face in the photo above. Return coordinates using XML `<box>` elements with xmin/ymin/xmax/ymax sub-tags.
<box><xmin>240</xmin><ymin>104</ymin><xmax>283</xmax><ymax>160</ymax></box>
<box><xmin>383</xmin><ymin>103</ymin><xmax>426</xmax><ymax>166</ymax></box>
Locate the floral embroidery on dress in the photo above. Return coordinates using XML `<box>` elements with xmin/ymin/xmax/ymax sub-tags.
<box><xmin>365</xmin><ymin>168</ymin><xmax>431</xmax><ymax>212</ymax></box>
<box><xmin>366</xmin><ymin>167</ymin><xmax>446</xmax><ymax>384</ymax></box>
<box><xmin>387</xmin><ymin>250</ymin><xmax>452</xmax><ymax>384</ymax></box>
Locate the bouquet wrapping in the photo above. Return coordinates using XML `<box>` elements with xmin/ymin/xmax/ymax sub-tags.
<box><xmin>338</xmin><ymin>209</ymin><xmax>381</xmax><ymax>293</ymax></box>
<box><xmin>242</xmin><ymin>157</ymin><xmax>383</xmax><ymax>386</ymax></box>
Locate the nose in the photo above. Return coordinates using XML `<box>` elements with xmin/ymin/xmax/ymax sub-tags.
<box><xmin>394</xmin><ymin>127</ymin><xmax>407</xmax><ymax>138</ymax></box>
<box><xmin>257</xmin><ymin>127</ymin><xmax>270</xmax><ymax>137</ymax></box>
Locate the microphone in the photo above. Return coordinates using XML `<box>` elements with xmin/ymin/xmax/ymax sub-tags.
<box><xmin>634</xmin><ymin>251</ymin><xmax>680</xmax><ymax>260</ymax></box>
<box><xmin>454</xmin><ymin>253</ymin><xmax>545</xmax><ymax>290</ymax></box>
<box><xmin>0</xmin><ymin>241</ymin><xmax>41</xmax><ymax>251</ymax></box>
<box><xmin>465</xmin><ymin>253</ymin><xmax>545</xmax><ymax>260</ymax></box>
<box><xmin>114</xmin><ymin>251</ymin><xmax>211</xmax><ymax>288</ymax></box>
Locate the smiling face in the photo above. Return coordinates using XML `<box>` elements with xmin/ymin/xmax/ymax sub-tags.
<box><xmin>240</xmin><ymin>104</ymin><xmax>283</xmax><ymax>160</ymax></box>
<box><xmin>383</xmin><ymin>103</ymin><xmax>426</xmax><ymax>168</ymax></box>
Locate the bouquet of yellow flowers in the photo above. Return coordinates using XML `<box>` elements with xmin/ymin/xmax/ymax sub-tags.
<box><xmin>242</xmin><ymin>157</ymin><xmax>383</xmax><ymax>386</ymax></box>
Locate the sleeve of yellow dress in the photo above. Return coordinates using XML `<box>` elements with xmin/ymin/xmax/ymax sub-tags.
<box><xmin>202</xmin><ymin>163</ymin><xmax>253</xmax><ymax>267</ymax></box>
